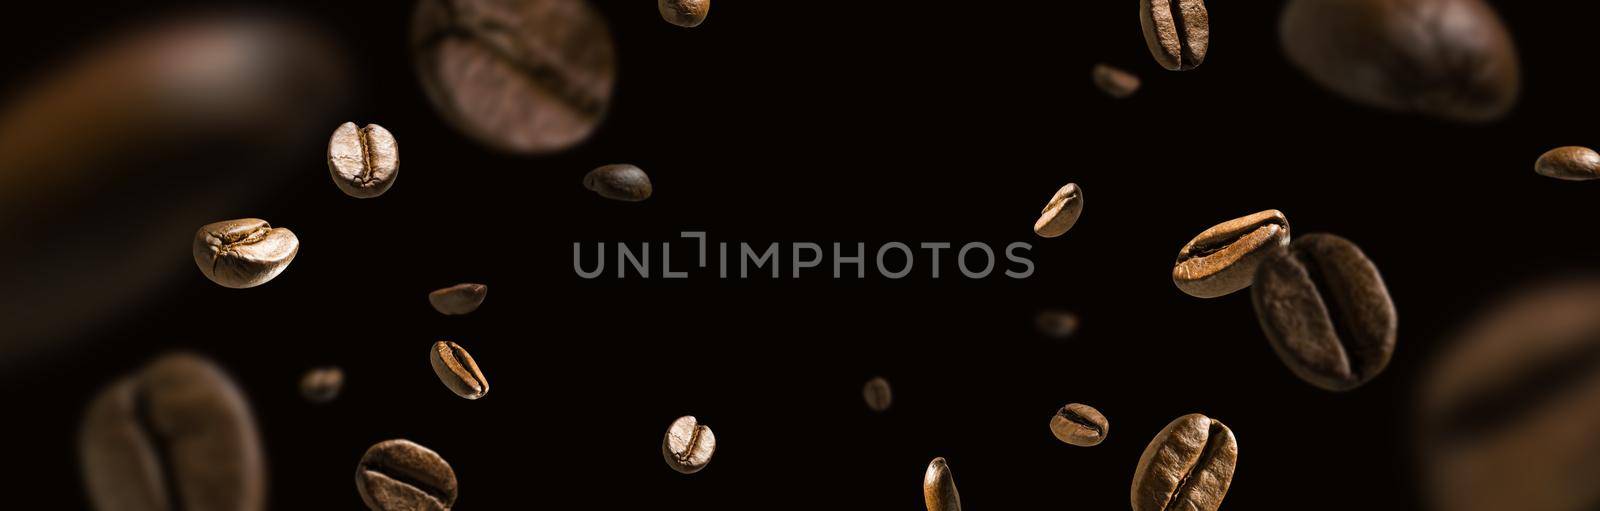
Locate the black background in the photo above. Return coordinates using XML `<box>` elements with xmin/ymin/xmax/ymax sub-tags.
<box><xmin>4</xmin><ymin>0</ymin><xmax>1599</xmax><ymax>509</ymax></box>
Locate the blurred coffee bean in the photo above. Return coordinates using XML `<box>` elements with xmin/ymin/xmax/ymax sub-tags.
<box><xmin>79</xmin><ymin>353</ymin><xmax>265</xmax><ymax>511</ymax></box>
<box><xmin>356</xmin><ymin>439</ymin><xmax>458</xmax><ymax>511</ymax></box>
<box><xmin>1050</xmin><ymin>403</ymin><xmax>1108</xmax><ymax>447</ymax></box>
<box><xmin>411</xmin><ymin>0</ymin><xmax>617</xmax><ymax>154</ymax></box>
<box><xmin>923</xmin><ymin>457</ymin><xmax>961</xmax><ymax>511</ymax></box>
<box><xmin>1092</xmin><ymin>63</ymin><xmax>1140</xmax><ymax>99</ymax></box>
<box><xmin>1253</xmin><ymin>234</ymin><xmax>1396</xmax><ymax>391</ymax></box>
<box><xmin>863</xmin><ymin>376</ymin><xmax>892</xmax><ymax>412</ymax></box>
<box><xmin>1421</xmin><ymin>279</ymin><xmax>1600</xmax><ymax>511</ymax></box>
<box><xmin>663</xmin><ymin>415</ymin><xmax>716</xmax><ymax>474</ymax></box>
<box><xmin>327</xmin><ymin>122</ymin><xmax>399</xmax><ymax>198</ymax></box>
<box><xmin>429</xmin><ymin>340</ymin><xmax>489</xmax><ymax>400</ymax></box>
<box><xmin>1036</xmin><ymin>310</ymin><xmax>1081</xmax><ymax>339</ymax></box>
<box><xmin>428</xmin><ymin>283</ymin><xmax>488</xmax><ymax>315</ymax></box>
<box><xmin>659</xmin><ymin>0</ymin><xmax>710</xmax><ymax>27</ymax></box>
<box><xmin>192</xmin><ymin>218</ymin><xmax>300</xmax><ymax>289</ymax></box>
<box><xmin>583</xmin><ymin>164</ymin><xmax>653</xmax><ymax>202</ymax></box>
<box><xmin>300</xmin><ymin>366</ymin><xmax>344</xmax><ymax>404</ymax></box>
<box><xmin>1172</xmin><ymin>210</ymin><xmax>1290</xmax><ymax>299</ymax></box>
<box><xmin>1131</xmin><ymin>413</ymin><xmax>1236</xmax><ymax>511</ymax></box>
<box><xmin>1535</xmin><ymin>146</ymin><xmax>1600</xmax><ymax>181</ymax></box>
<box><xmin>1280</xmin><ymin>0</ymin><xmax>1519</xmax><ymax>122</ymax></box>
<box><xmin>1140</xmin><ymin>0</ymin><xmax>1208</xmax><ymax>71</ymax></box>
<box><xmin>1033</xmin><ymin>183</ymin><xmax>1083</xmax><ymax>238</ymax></box>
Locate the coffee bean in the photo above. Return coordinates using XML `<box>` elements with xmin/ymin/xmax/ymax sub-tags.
<box><xmin>1252</xmin><ymin>234</ymin><xmax>1396</xmax><ymax>391</ymax></box>
<box><xmin>863</xmin><ymin>376</ymin><xmax>892</xmax><ymax>412</ymax></box>
<box><xmin>663</xmin><ymin>415</ymin><xmax>716</xmax><ymax>474</ymax></box>
<box><xmin>1130</xmin><ymin>413</ymin><xmax>1236</xmax><ymax>511</ymax></box>
<box><xmin>659</xmin><ymin>0</ymin><xmax>710</xmax><ymax>28</ymax></box>
<box><xmin>583</xmin><ymin>164</ymin><xmax>653</xmax><ymax>202</ymax></box>
<box><xmin>79</xmin><ymin>353</ymin><xmax>265</xmax><ymax>511</ymax></box>
<box><xmin>411</xmin><ymin>0</ymin><xmax>617</xmax><ymax>155</ymax></box>
<box><xmin>923</xmin><ymin>457</ymin><xmax>961</xmax><ymax>511</ymax></box>
<box><xmin>1034</xmin><ymin>183</ymin><xmax>1083</xmax><ymax>238</ymax></box>
<box><xmin>1535</xmin><ymin>146</ymin><xmax>1600</xmax><ymax>181</ymax></box>
<box><xmin>192</xmin><ymin>218</ymin><xmax>299</xmax><ymax>289</ymax></box>
<box><xmin>300</xmin><ymin>366</ymin><xmax>344</xmax><ymax>404</ymax></box>
<box><xmin>327</xmin><ymin>122</ymin><xmax>398</xmax><ymax>198</ymax></box>
<box><xmin>428</xmin><ymin>283</ymin><xmax>488</xmax><ymax>315</ymax></box>
<box><xmin>356</xmin><ymin>439</ymin><xmax>458</xmax><ymax>511</ymax></box>
<box><xmin>1050</xmin><ymin>403</ymin><xmax>1108</xmax><ymax>447</ymax></box>
<box><xmin>1140</xmin><ymin>0</ymin><xmax>1208</xmax><ymax>71</ymax></box>
<box><xmin>1280</xmin><ymin>0</ymin><xmax>1519</xmax><ymax>122</ymax></box>
<box><xmin>1172</xmin><ymin>210</ymin><xmax>1290</xmax><ymax>299</ymax></box>
<box><xmin>1092</xmin><ymin>63</ymin><xmax>1140</xmax><ymax>99</ymax></box>
<box><xmin>429</xmin><ymin>340</ymin><xmax>488</xmax><ymax>400</ymax></box>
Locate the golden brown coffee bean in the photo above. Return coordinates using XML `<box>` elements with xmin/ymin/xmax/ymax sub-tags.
<box><xmin>192</xmin><ymin>218</ymin><xmax>300</xmax><ymax>289</ymax></box>
<box><xmin>428</xmin><ymin>283</ymin><xmax>487</xmax><ymax>315</ymax></box>
<box><xmin>429</xmin><ymin>340</ymin><xmax>488</xmax><ymax>400</ymax></box>
<box><xmin>1140</xmin><ymin>0</ymin><xmax>1209</xmax><ymax>71</ymax></box>
<box><xmin>923</xmin><ymin>457</ymin><xmax>961</xmax><ymax>511</ymax></box>
<box><xmin>659</xmin><ymin>0</ymin><xmax>710</xmax><ymax>27</ymax></box>
<box><xmin>1034</xmin><ymin>183</ymin><xmax>1083</xmax><ymax>238</ymax></box>
<box><xmin>327</xmin><ymin>122</ymin><xmax>398</xmax><ymax>198</ymax></box>
<box><xmin>1131</xmin><ymin>413</ymin><xmax>1236</xmax><ymax>511</ymax></box>
<box><xmin>662</xmin><ymin>415</ymin><xmax>716</xmax><ymax>474</ymax></box>
<box><xmin>1534</xmin><ymin>146</ymin><xmax>1600</xmax><ymax>181</ymax></box>
<box><xmin>1050</xmin><ymin>403</ymin><xmax>1108</xmax><ymax>447</ymax></box>
<box><xmin>1172</xmin><ymin>210</ymin><xmax>1289</xmax><ymax>298</ymax></box>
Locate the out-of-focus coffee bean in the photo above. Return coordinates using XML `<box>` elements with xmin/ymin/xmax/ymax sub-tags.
<box><xmin>1140</xmin><ymin>0</ymin><xmax>1209</xmax><ymax>71</ymax></box>
<box><xmin>659</xmin><ymin>0</ymin><xmax>710</xmax><ymax>27</ymax></box>
<box><xmin>1034</xmin><ymin>183</ymin><xmax>1083</xmax><ymax>238</ymax></box>
<box><xmin>583</xmin><ymin>164</ymin><xmax>653</xmax><ymax>202</ymax></box>
<box><xmin>356</xmin><ymin>439</ymin><xmax>458</xmax><ymax>511</ymax></box>
<box><xmin>1131</xmin><ymin>413</ymin><xmax>1236</xmax><ymax>511</ymax></box>
<box><xmin>1534</xmin><ymin>146</ymin><xmax>1600</xmax><ymax>181</ymax></box>
<box><xmin>327</xmin><ymin>122</ymin><xmax>398</xmax><ymax>198</ymax></box>
<box><xmin>192</xmin><ymin>218</ymin><xmax>300</xmax><ymax>289</ymax></box>
<box><xmin>300</xmin><ymin>366</ymin><xmax>344</xmax><ymax>404</ymax></box>
<box><xmin>663</xmin><ymin>415</ymin><xmax>716</xmax><ymax>474</ymax></box>
<box><xmin>1092</xmin><ymin>63</ymin><xmax>1141</xmax><ymax>98</ymax></box>
<box><xmin>1253</xmin><ymin>234</ymin><xmax>1396</xmax><ymax>391</ymax></box>
<box><xmin>1036</xmin><ymin>310</ymin><xmax>1081</xmax><ymax>339</ymax></box>
<box><xmin>429</xmin><ymin>340</ymin><xmax>488</xmax><ymax>400</ymax></box>
<box><xmin>428</xmin><ymin>283</ymin><xmax>487</xmax><ymax>315</ymax></box>
<box><xmin>1050</xmin><ymin>403</ymin><xmax>1108</xmax><ymax>447</ymax></box>
<box><xmin>924</xmin><ymin>457</ymin><xmax>961</xmax><ymax>511</ymax></box>
<box><xmin>1172</xmin><ymin>210</ymin><xmax>1290</xmax><ymax>299</ymax></box>
<box><xmin>863</xmin><ymin>376</ymin><xmax>892</xmax><ymax>412</ymax></box>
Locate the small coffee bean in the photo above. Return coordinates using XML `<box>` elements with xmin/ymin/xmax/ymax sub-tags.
<box><xmin>1172</xmin><ymin>210</ymin><xmax>1290</xmax><ymax>299</ymax></box>
<box><xmin>1034</xmin><ymin>183</ymin><xmax>1083</xmax><ymax>238</ymax></box>
<box><xmin>355</xmin><ymin>439</ymin><xmax>458</xmax><ymax>511</ymax></box>
<box><xmin>583</xmin><ymin>164</ymin><xmax>653</xmax><ymax>202</ymax></box>
<box><xmin>1036</xmin><ymin>310</ymin><xmax>1081</xmax><ymax>339</ymax></box>
<box><xmin>1131</xmin><ymin>413</ymin><xmax>1236</xmax><ymax>511</ymax></box>
<box><xmin>192</xmin><ymin>218</ymin><xmax>299</xmax><ymax>289</ymax></box>
<box><xmin>1253</xmin><ymin>234</ymin><xmax>1396</xmax><ymax>391</ymax></box>
<box><xmin>662</xmin><ymin>415</ymin><xmax>716</xmax><ymax>474</ymax></box>
<box><xmin>1092</xmin><ymin>63</ymin><xmax>1141</xmax><ymax>99</ymax></box>
<box><xmin>79</xmin><ymin>353</ymin><xmax>265</xmax><ymax>511</ymax></box>
<box><xmin>923</xmin><ymin>457</ymin><xmax>961</xmax><ymax>511</ymax></box>
<box><xmin>863</xmin><ymin>376</ymin><xmax>892</xmax><ymax>412</ymax></box>
<box><xmin>1280</xmin><ymin>0</ymin><xmax>1519</xmax><ymax>122</ymax></box>
<box><xmin>430</xmin><ymin>341</ymin><xmax>488</xmax><ymax>400</ymax></box>
<box><xmin>327</xmin><ymin>122</ymin><xmax>398</xmax><ymax>198</ymax></box>
<box><xmin>300</xmin><ymin>367</ymin><xmax>344</xmax><ymax>404</ymax></box>
<box><xmin>1140</xmin><ymin>0</ymin><xmax>1209</xmax><ymax>71</ymax></box>
<box><xmin>659</xmin><ymin>0</ymin><xmax>710</xmax><ymax>28</ymax></box>
<box><xmin>1534</xmin><ymin>146</ymin><xmax>1600</xmax><ymax>181</ymax></box>
<box><xmin>1050</xmin><ymin>403</ymin><xmax>1108</xmax><ymax>447</ymax></box>
<box><xmin>428</xmin><ymin>283</ymin><xmax>488</xmax><ymax>315</ymax></box>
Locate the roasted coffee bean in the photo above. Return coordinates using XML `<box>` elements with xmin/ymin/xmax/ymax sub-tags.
<box><xmin>300</xmin><ymin>366</ymin><xmax>344</xmax><ymax>404</ymax></box>
<box><xmin>1172</xmin><ymin>210</ymin><xmax>1290</xmax><ymax>299</ymax></box>
<box><xmin>327</xmin><ymin>122</ymin><xmax>398</xmax><ymax>198</ymax></box>
<box><xmin>79</xmin><ymin>353</ymin><xmax>265</xmax><ymax>511</ymax></box>
<box><xmin>1092</xmin><ymin>63</ymin><xmax>1140</xmax><ymax>99</ymax></box>
<box><xmin>411</xmin><ymin>0</ymin><xmax>617</xmax><ymax>155</ymax></box>
<box><xmin>1534</xmin><ymin>146</ymin><xmax>1600</xmax><ymax>181</ymax></box>
<box><xmin>1253</xmin><ymin>234</ymin><xmax>1396</xmax><ymax>391</ymax></box>
<box><xmin>1050</xmin><ymin>403</ymin><xmax>1108</xmax><ymax>447</ymax></box>
<box><xmin>663</xmin><ymin>415</ymin><xmax>716</xmax><ymax>474</ymax></box>
<box><xmin>428</xmin><ymin>283</ymin><xmax>488</xmax><ymax>315</ymax></box>
<box><xmin>1131</xmin><ymin>413</ymin><xmax>1236</xmax><ymax>511</ymax></box>
<box><xmin>863</xmin><ymin>376</ymin><xmax>892</xmax><ymax>412</ymax></box>
<box><xmin>356</xmin><ymin>439</ymin><xmax>458</xmax><ymax>511</ymax></box>
<box><xmin>1280</xmin><ymin>0</ymin><xmax>1519</xmax><ymax>122</ymax></box>
<box><xmin>430</xmin><ymin>340</ymin><xmax>488</xmax><ymax>400</ymax></box>
<box><xmin>923</xmin><ymin>457</ymin><xmax>961</xmax><ymax>511</ymax></box>
<box><xmin>583</xmin><ymin>164</ymin><xmax>653</xmax><ymax>202</ymax></box>
<box><xmin>1421</xmin><ymin>279</ymin><xmax>1600</xmax><ymax>511</ymax></box>
<box><xmin>1140</xmin><ymin>0</ymin><xmax>1208</xmax><ymax>71</ymax></box>
<box><xmin>192</xmin><ymin>218</ymin><xmax>299</xmax><ymax>289</ymax></box>
<box><xmin>1034</xmin><ymin>183</ymin><xmax>1083</xmax><ymax>238</ymax></box>
<box><xmin>1036</xmin><ymin>310</ymin><xmax>1081</xmax><ymax>339</ymax></box>
<box><xmin>659</xmin><ymin>0</ymin><xmax>710</xmax><ymax>27</ymax></box>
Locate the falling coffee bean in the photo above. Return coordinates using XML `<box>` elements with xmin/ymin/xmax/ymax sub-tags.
<box><xmin>1253</xmin><ymin>234</ymin><xmax>1396</xmax><ymax>391</ymax></box>
<box><xmin>1036</xmin><ymin>310</ymin><xmax>1081</xmax><ymax>339</ymax></box>
<box><xmin>411</xmin><ymin>0</ymin><xmax>617</xmax><ymax>155</ymax></box>
<box><xmin>1140</xmin><ymin>0</ymin><xmax>1208</xmax><ymax>71</ymax></box>
<box><xmin>1131</xmin><ymin>413</ymin><xmax>1236</xmax><ymax>511</ymax></box>
<box><xmin>659</xmin><ymin>0</ymin><xmax>710</xmax><ymax>28</ymax></box>
<box><xmin>1280</xmin><ymin>0</ymin><xmax>1520</xmax><ymax>122</ymax></box>
<box><xmin>1092</xmin><ymin>63</ymin><xmax>1140</xmax><ymax>99</ymax></box>
<box><xmin>663</xmin><ymin>415</ymin><xmax>716</xmax><ymax>474</ymax></box>
<box><xmin>1034</xmin><ymin>183</ymin><xmax>1083</xmax><ymax>238</ymax></box>
<box><xmin>79</xmin><ymin>353</ymin><xmax>265</xmax><ymax>511</ymax></box>
<box><xmin>428</xmin><ymin>283</ymin><xmax>488</xmax><ymax>315</ymax></box>
<box><xmin>1172</xmin><ymin>210</ymin><xmax>1290</xmax><ymax>299</ymax></box>
<box><xmin>583</xmin><ymin>164</ymin><xmax>653</xmax><ymax>202</ymax></box>
<box><xmin>1534</xmin><ymin>146</ymin><xmax>1600</xmax><ymax>181</ymax></box>
<box><xmin>430</xmin><ymin>340</ymin><xmax>488</xmax><ymax>400</ymax></box>
<box><xmin>192</xmin><ymin>218</ymin><xmax>299</xmax><ymax>289</ymax></box>
<box><xmin>327</xmin><ymin>122</ymin><xmax>399</xmax><ymax>198</ymax></box>
<box><xmin>1050</xmin><ymin>403</ymin><xmax>1108</xmax><ymax>447</ymax></box>
<box><xmin>863</xmin><ymin>376</ymin><xmax>892</xmax><ymax>412</ymax></box>
<box><xmin>356</xmin><ymin>439</ymin><xmax>458</xmax><ymax>511</ymax></box>
<box><xmin>923</xmin><ymin>457</ymin><xmax>961</xmax><ymax>511</ymax></box>
<box><xmin>300</xmin><ymin>366</ymin><xmax>344</xmax><ymax>404</ymax></box>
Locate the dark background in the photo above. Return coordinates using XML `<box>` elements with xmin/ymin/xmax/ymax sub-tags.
<box><xmin>3</xmin><ymin>0</ymin><xmax>1597</xmax><ymax>509</ymax></box>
